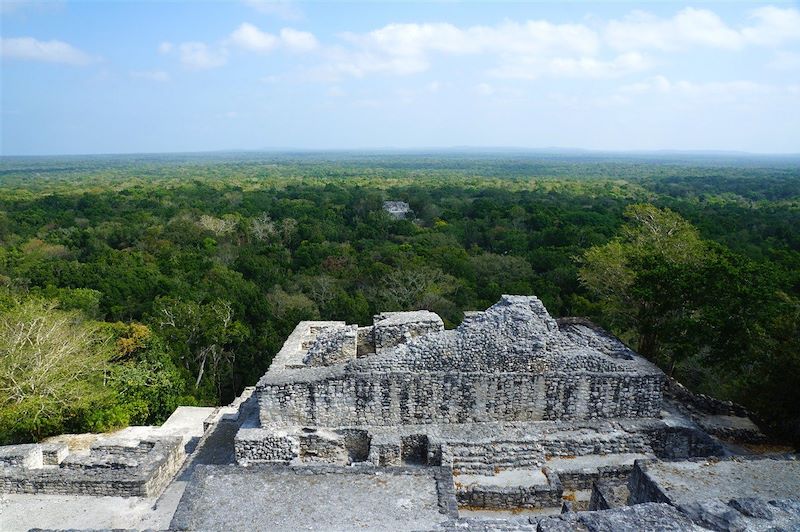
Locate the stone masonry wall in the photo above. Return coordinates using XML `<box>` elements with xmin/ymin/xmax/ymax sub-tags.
<box><xmin>259</xmin><ymin>371</ymin><xmax>663</xmax><ymax>427</ymax></box>
<box><xmin>303</xmin><ymin>325</ymin><xmax>357</xmax><ymax>367</ymax></box>
<box><xmin>455</xmin><ymin>468</ymin><xmax>563</xmax><ymax>510</ymax></box>
<box><xmin>443</xmin><ymin>441</ymin><xmax>544</xmax><ymax>474</ymax></box>
<box><xmin>373</xmin><ymin>311</ymin><xmax>445</xmax><ymax>353</ymax></box>
<box><xmin>0</xmin><ymin>437</ymin><xmax>183</xmax><ymax>497</ymax></box>
<box><xmin>257</xmin><ymin>296</ymin><xmax>664</xmax><ymax>428</ymax></box>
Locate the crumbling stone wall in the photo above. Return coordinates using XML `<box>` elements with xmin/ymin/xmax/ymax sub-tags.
<box><xmin>235</xmin><ymin>426</ymin><xmax>371</xmax><ymax>466</ymax></box>
<box><xmin>235</xmin><ymin>430</ymin><xmax>299</xmax><ymax>464</ymax></box>
<box><xmin>259</xmin><ymin>371</ymin><xmax>663</xmax><ymax>427</ymax></box>
<box><xmin>257</xmin><ymin>296</ymin><xmax>664</xmax><ymax>428</ymax></box>
<box><xmin>0</xmin><ymin>437</ymin><xmax>183</xmax><ymax>497</ymax></box>
<box><xmin>642</xmin><ymin>425</ymin><xmax>725</xmax><ymax>459</ymax></box>
<box><xmin>356</xmin><ymin>326</ymin><xmax>375</xmax><ymax>356</ymax></box>
<box><xmin>303</xmin><ymin>325</ymin><xmax>357</xmax><ymax>366</ymax></box>
<box><xmin>373</xmin><ymin>311</ymin><xmax>444</xmax><ymax>353</ymax></box>
<box><xmin>455</xmin><ymin>468</ymin><xmax>563</xmax><ymax>510</ymax></box>
<box><xmin>443</xmin><ymin>440</ymin><xmax>544</xmax><ymax>474</ymax></box>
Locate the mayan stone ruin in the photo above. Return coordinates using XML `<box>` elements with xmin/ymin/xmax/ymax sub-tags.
<box><xmin>1</xmin><ymin>295</ymin><xmax>798</xmax><ymax>531</ymax></box>
<box><xmin>382</xmin><ymin>200</ymin><xmax>413</xmax><ymax>219</ymax></box>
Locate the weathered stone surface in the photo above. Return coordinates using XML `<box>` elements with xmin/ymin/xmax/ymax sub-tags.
<box><xmin>303</xmin><ymin>324</ymin><xmax>358</xmax><ymax>366</ymax></box>
<box><xmin>674</xmin><ymin>497</ymin><xmax>800</xmax><ymax>531</ymax></box>
<box><xmin>6</xmin><ymin>293</ymin><xmax>785</xmax><ymax>531</ymax></box>
<box><xmin>0</xmin><ymin>437</ymin><xmax>184</xmax><ymax>497</ymax></box>
<box><xmin>572</xmin><ymin>502</ymin><xmax>704</xmax><ymax>531</ymax></box>
<box><xmin>678</xmin><ymin>499</ymin><xmax>748</xmax><ymax>531</ymax></box>
<box><xmin>728</xmin><ymin>497</ymin><xmax>775</xmax><ymax>519</ymax></box>
<box><xmin>0</xmin><ymin>443</ymin><xmax>43</xmax><ymax>469</ymax></box>
<box><xmin>589</xmin><ymin>480</ymin><xmax>630</xmax><ymax>511</ymax></box>
<box><xmin>237</xmin><ymin>294</ymin><xmax>733</xmax><ymax>518</ymax></box>
<box><xmin>41</xmin><ymin>443</ymin><xmax>69</xmax><ymax>465</ymax></box>
<box><xmin>256</xmin><ymin>296</ymin><xmax>664</xmax><ymax>430</ymax></box>
<box><xmin>383</xmin><ymin>200</ymin><xmax>412</xmax><ymax>219</ymax></box>
<box><xmin>629</xmin><ymin>455</ymin><xmax>800</xmax><ymax>506</ymax></box>
<box><xmin>171</xmin><ymin>464</ymin><xmax>456</xmax><ymax>531</ymax></box>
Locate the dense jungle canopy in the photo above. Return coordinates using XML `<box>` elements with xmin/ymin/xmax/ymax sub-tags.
<box><xmin>0</xmin><ymin>152</ymin><xmax>798</xmax><ymax>446</ymax></box>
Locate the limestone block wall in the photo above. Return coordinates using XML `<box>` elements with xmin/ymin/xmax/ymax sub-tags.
<box><xmin>440</xmin><ymin>427</ymin><xmax>653</xmax><ymax>475</ymax></box>
<box><xmin>258</xmin><ymin>371</ymin><xmax>664</xmax><ymax>427</ymax></box>
<box><xmin>372</xmin><ymin>311</ymin><xmax>444</xmax><ymax>353</ymax></box>
<box><xmin>641</xmin><ymin>425</ymin><xmax>724</xmax><ymax>459</ymax></box>
<box><xmin>235</xmin><ymin>426</ymin><xmax>371</xmax><ymax>465</ymax></box>
<box><xmin>557</xmin><ymin>464</ymin><xmax>634</xmax><ymax>490</ymax></box>
<box><xmin>589</xmin><ymin>481</ymin><xmax>628</xmax><ymax>511</ymax></box>
<box><xmin>0</xmin><ymin>437</ymin><xmax>184</xmax><ymax>497</ymax></box>
<box><xmin>235</xmin><ymin>429</ymin><xmax>299</xmax><ymax>465</ymax></box>
<box><xmin>367</xmin><ymin>434</ymin><xmax>402</xmax><ymax>466</ymax></box>
<box><xmin>455</xmin><ymin>468</ymin><xmax>563</xmax><ymax>510</ymax></box>
<box><xmin>303</xmin><ymin>325</ymin><xmax>357</xmax><ymax>366</ymax></box>
<box><xmin>356</xmin><ymin>326</ymin><xmax>375</xmax><ymax>356</ymax></box>
<box><xmin>539</xmin><ymin>434</ymin><xmax>652</xmax><ymax>459</ymax></box>
<box><xmin>41</xmin><ymin>443</ymin><xmax>69</xmax><ymax>465</ymax></box>
<box><xmin>627</xmin><ymin>460</ymin><xmax>672</xmax><ymax>505</ymax></box>
<box><xmin>0</xmin><ymin>444</ymin><xmax>43</xmax><ymax>468</ymax></box>
<box><xmin>382</xmin><ymin>201</ymin><xmax>412</xmax><ymax>220</ymax></box>
<box><xmin>443</xmin><ymin>441</ymin><xmax>544</xmax><ymax>474</ymax></box>
<box><xmin>665</xmin><ymin>377</ymin><xmax>750</xmax><ymax>417</ymax></box>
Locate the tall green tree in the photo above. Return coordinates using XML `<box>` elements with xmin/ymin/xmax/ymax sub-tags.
<box><xmin>578</xmin><ymin>204</ymin><xmax>708</xmax><ymax>370</ymax></box>
<box><xmin>0</xmin><ymin>297</ymin><xmax>112</xmax><ymax>442</ymax></box>
<box><xmin>152</xmin><ymin>297</ymin><xmax>248</xmax><ymax>401</ymax></box>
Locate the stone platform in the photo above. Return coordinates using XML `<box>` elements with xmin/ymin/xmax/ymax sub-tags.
<box><xmin>630</xmin><ymin>455</ymin><xmax>800</xmax><ymax>506</ymax></box>
<box><xmin>2</xmin><ymin>295</ymin><xmax>796</xmax><ymax>531</ymax></box>
<box><xmin>233</xmin><ymin>296</ymin><xmax>729</xmax><ymax>515</ymax></box>
<box><xmin>170</xmin><ymin>464</ymin><xmax>457</xmax><ymax>531</ymax></box>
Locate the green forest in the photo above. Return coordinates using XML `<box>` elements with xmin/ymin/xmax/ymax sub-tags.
<box><xmin>1</xmin><ymin>152</ymin><xmax>798</xmax><ymax>447</ymax></box>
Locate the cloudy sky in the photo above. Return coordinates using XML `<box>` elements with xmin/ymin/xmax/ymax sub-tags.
<box><xmin>2</xmin><ymin>1</ymin><xmax>799</xmax><ymax>155</ymax></box>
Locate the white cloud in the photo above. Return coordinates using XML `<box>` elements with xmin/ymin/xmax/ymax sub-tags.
<box><xmin>130</xmin><ymin>70</ymin><xmax>170</xmax><ymax>82</ymax></box>
<box><xmin>177</xmin><ymin>42</ymin><xmax>227</xmax><ymax>70</ymax></box>
<box><xmin>491</xmin><ymin>51</ymin><xmax>651</xmax><ymax>80</ymax></box>
<box><xmin>342</xmin><ymin>20</ymin><xmax>598</xmax><ymax>58</ymax></box>
<box><xmin>227</xmin><ymin>23</ymin><xmax>317</xmax><ymax>53</ymax></box>
<box><xmin>279</xmin><ymin>28</ymin><xmax>318</xmax><ymax>52</ymax></box>
<box><xmin>606</xmin><ymin>6</ymin><xmax>800</xmax><ymax>52</ymax></box>
<box><xmin>310</xmin><ymin>46</ymin><xmax>430</xmax><ymax>79</ymax></box>
<box><xmin>619</xmin><ymin>75</ymin><xmax>786</xmax><ymax>103</ymax></box>
<box><xmin>161</xmin><ymin>23</ymin><xmax>317</xmax><ymax>72</ymax></box>
<box><xmin>229</xmin><ymin>23</ymin><xmax>278</xmax><ymax>53</ymax></box>
<box><xmin>742</xmin><ymin>6</ymin><xmax>800</xmax><ymax>47</ymax></box>
<box><xmin>242</xmin><ymin>0</ymin><xmax>303</xmax><ymax>21</ymax></box>
<box><xmin>159</xmin><ymin>6</ymin><xmax>800</xmax><ymax>83</ymax></box>
<box><xmin>606</xmin><ymin>8</ymin><xmax>743</xmax><ymax>51</ymax></box>
<box><xmin>321</xmin><ymin>20</ymin><xmax>600</xmax><ymax>79</ymax></box>
<box><xmin>1</xmin><ymin>36</ymin><xmax>93</xmax><ymax>66</ymax></box>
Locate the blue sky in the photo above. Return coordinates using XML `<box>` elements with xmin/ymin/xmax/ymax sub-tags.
<box><xmin>2</xmin><ymin>1</ymin><xmax>799</xmax><ymax>155</ymax></box>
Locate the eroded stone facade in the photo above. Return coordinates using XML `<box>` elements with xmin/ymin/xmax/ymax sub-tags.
<box><xmin>3</xmin><ymin>294</ymin><xmax>795</xmax><ymax>531</ymax></box>
<box><xmin>0</xmin><ymin>436</ymin><xmax>183</xmax><ymax>497</ymax></box>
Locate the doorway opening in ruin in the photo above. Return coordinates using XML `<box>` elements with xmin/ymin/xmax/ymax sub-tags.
<box><xmin>343</xmin><ymin>430</ymin><xmax>371</xmax><ymax>463</ymax></box>
<box><xmin>401</xmin><ymin>434</ymin><xmax>429</xmax><ymax>465</ymax></box>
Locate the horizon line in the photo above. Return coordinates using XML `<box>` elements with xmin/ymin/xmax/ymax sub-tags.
<box><xmin>2</xmin><ymin>146</ymin><xmax>800</xmax><ymax>159</ymax></box>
